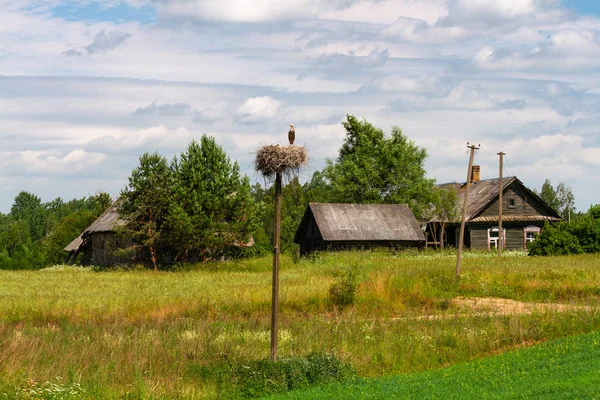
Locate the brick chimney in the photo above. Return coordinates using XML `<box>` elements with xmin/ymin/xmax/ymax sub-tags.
<box><xmin>471</xmin><ymin>165</ymin><xmax>480</xmax><ymax>183</ymax></box>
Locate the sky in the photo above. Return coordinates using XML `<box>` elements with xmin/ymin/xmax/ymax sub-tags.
<box><xmin>1</xmin><ymin>0</ymin><xmax>600</xmax><ymax>213</ymax></box>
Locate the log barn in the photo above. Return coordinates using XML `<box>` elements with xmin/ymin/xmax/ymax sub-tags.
<box><xmin>294</xmin><ymin>203</ymin><xmax>426</xmax><ymax>256</ymax></box>
<box><xmin>64</xmin><ymin>204</ymin><xmax>131</xmax><ymax>266</ymax></box>
<box><xmin>427</xmin><ymin>167</ymin><xmax>561</xmax><ymax>251</ymax></box>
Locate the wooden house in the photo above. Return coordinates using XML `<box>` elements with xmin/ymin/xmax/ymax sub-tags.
<box><xmin>427</xmin><ymin>167</ymin><xmax>561</xmax><ymax>251</ymax></box>
<box><xmin>294</xmin><ymin>203</ymin><xmax>426</xmax><ymax>256</ymax></box>
<box><xmin>64</xmin><ymin>204</ymin><xmax>131</xmax><ymax>266</ymax></box>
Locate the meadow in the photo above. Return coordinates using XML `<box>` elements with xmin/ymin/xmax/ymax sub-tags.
<box><xmin>1</xmin><ymin>251</ymin><xmax>600</xmax><ymax>398</ymax></box>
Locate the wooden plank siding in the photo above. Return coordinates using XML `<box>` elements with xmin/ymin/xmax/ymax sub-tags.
<box><xmin>480</xmin><ymin>185</ymin><xmax>550</xmax><ymax>218</ymax></box>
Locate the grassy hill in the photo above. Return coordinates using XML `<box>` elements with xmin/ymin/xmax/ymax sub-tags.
<box><xmin>268</xmin><ymin>330</ymin><xmax>600</xmax><ymax>399</ymax></box>
<box><xmin>1</xmin><ymin>251</ymin><xmax>600</xmax><ymax>398</ymax></box>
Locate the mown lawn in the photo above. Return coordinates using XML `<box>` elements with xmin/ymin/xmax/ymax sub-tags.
<box><xmin>269</xmin><ymin>330</ymin><xmax>600</xmax><ymax>399</ymax></box>
<box><xmin>1</xmin><ymin>251</ymin><xmax>599</xmax><ymax>398</ymax></box>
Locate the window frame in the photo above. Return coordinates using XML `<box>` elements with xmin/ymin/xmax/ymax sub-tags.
<box><xmin>523</xmin><ymin>226</ymin><xmax>541</xmax><ymax>250</ymax></box>
<box><xmin>487</xmin><ymin>226</ymin><xmax>506</xmax><ymax>251</ymax></box>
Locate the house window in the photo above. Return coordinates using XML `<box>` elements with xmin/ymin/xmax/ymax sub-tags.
<box><xmin>487</xmin><ymin>227</ymin><xmax>506</xmax><ymax>250</ymax></box>
<box><xmin>508</xmin><ymin>198</ymin><xmax>516</xmax><ymax>208</ymax></box>
<box><xmin>523</xmin><ymin>226</ymin><xmax>541</xmax><ymax>250</ymax></box>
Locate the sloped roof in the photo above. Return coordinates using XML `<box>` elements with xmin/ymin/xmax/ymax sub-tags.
<box><xmin>437</xmin><ymin>177</ymin><xmax>561</xmax><ymax>222</ymax></box>
<box><xmin>64</xmin><ymin>204</ymin><xmax>124</xmax><ymax>252</ymax></box>
<box><xmin>295</xmin><ymin>203</ymin><xmax>425</xmax><ymax>243</ymax></box>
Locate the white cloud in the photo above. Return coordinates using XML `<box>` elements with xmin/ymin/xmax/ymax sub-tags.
<box><xmin>17</xmin><ymin>149</ymin><xmax>107</xmax><ymax>175</ymax></box>
<box><xmin>84</xmin><ymin>125</ymin><xmax>195</xmax><ymax>155</ymax></box>
<box><xmin>160</xmin><ymin>0</ymin><xmax>320</xmax><ymax>22</ymax></box>
<box><xmin>235</xmin><ymin>96</ymin><xmax>281</xmax><ymax>124</ymax></box>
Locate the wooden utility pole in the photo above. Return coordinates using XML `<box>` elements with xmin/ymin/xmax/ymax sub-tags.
<box><xmin>456</xmin><ymin>143</ymin><xmax>479</xmax><ymax>280</ymax></box>
<box><xmin>270</xmin><ymin>171</ymin><xmax>282</xmax><ymax>361</ymax></box>
<box><xmin>497</xmin><ymin>152</ymin><xmax>505</xmax><ymax>257</ymax></box>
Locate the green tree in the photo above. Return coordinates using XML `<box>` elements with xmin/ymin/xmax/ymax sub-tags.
<box><xmin>556</xmin><ymin>182</ymin><xmax>576</xmax><ymax>221</ymax></box>
<box><xmin>165</xmin><ymin>136</ymin><xmax>259</xmax><ymax>262</ymax></box>
<box><xmin>10</xmin><ymin>191</ymin><xmax>46</xmax><ymax>241</ymax></box>
<box><xmin>119</xmin><ymin>152</ymin><xmax>173</xmax><ymax>270</ymax></box>
<box><xmin>258</xmin><ymin>177</ymin><xmax>308</xmax><ymax>254</ymax></box>
<box><xmin>427</xmin><ymin>186</ymin><xmax>458</xmax><ymax>249</ymax></box>
<box><xmin>589</xmin><ymin>204</ymin><xmax>600</xmax><ymax>220</ymax></box>
<box><xmin>322</xmin><ymin>115</ymin><xmax>434</xmax><ymax>217</ymax></box>
<box><xmin>41</xmin><ymin>209</ymin><xmax>98</xmax><ymax>265</ymax></box>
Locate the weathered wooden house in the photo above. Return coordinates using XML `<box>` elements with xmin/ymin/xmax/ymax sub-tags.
<box><xmin>294</xmin><ymin>203</ymin><xmax>426</xmax><ymax>256</ymax></box>
<box><xmin>427</xmin><ymin>167</ymin><xmax>561</xmax><ymax>251</ymax></box>
<box><xmin>64</xmin><ymin>204</ymin><xmax>131</xmax><ymax>266</ymax></box>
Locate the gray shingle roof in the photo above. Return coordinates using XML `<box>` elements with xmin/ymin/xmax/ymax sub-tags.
<box><xmin>437</xmin><ymin>177</ymin><xmax>561</xmax><ymax>222</ymax></box>
<box><xmin>301</xmin><ymin>203</ymin><xmax>425</xmax><ymax>242</ymax></box>
<box><xmin>64</xmin><ymin>204</ymin><xmax>124</xmax><ymax>252</ymax></box>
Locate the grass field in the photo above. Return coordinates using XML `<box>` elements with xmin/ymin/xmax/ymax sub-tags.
<box><xmin>1</xmin><ymin>251</ymin><xmax>600</xmax><ymax>398</ymax></box>
<box><xmin>269</xmin><ymin>330</ymin><xmax>600</xmax><ymax>399</ymax></box>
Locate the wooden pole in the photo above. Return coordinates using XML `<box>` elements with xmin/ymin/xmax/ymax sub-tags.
<box><xmin>270</xmin><ymin>171</ymin><xmax>282</xmax><ymax>361</ymax></box>
<box><xmin>456</xmin><ymin>143</ymin><xmax>479</xmax><ymax>280</ymax></box>
<box><xmin>498</xmin><ymin>152</ymin><xmax>505</xmax><ymax>257</ymax></box>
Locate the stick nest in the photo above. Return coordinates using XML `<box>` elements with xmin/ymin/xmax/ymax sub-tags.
<box><xmin>255</xmin><ymin>145</ymin><xmax>308</xmax><ymax>177</ymax></box>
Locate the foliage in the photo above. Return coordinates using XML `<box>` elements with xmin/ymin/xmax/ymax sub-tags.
<box><xmin>589</xmin><ymin>204</ymin><xmax>600</xmax><ymax>220</ymax></box>
<box><xmin>165</xmin><ymin>137</ymin><xmax>259</xmax><ymax>262</ymax></box>
<box><xmin>119</xmin><ymin>152</ymin><xmax>173</xmax><ymax>270</ymax></box>
<box><xmin>192</xmin><ymin>353</ymin><xmax>354</xmax><ymax>398</ymax></box>
<box><xmin>270</xmin><ymin>331</ymin><xmax>600</xmax><ymax>399</ymax></box>
<box><xmin>538</xmin><ymin>179</ymin><xmax>576</xmax><ymax>220</ymax></box>
<box><xmin>118</xmin><ymin>136</ymin><xmax>260</xmax><ymax>266</ymax></box>
<box><xmin>10</xmin><ymin>191</ymin><xmax>46</xmax><ymax>242</ymax></box>
<box><xmin>319</xmin><ymin>115</ymin><xmax>435</xmax><ymax>218</ymax></box>
<box><xmin>0</xmin><ymin>192</ymin><xmax>110</xmax><ymax>270</ymax></box>
<box><xmin>328</xmin><ymin>271</ymin><xmax>358</xmax><ymax>309</ymax></box>
<box><xmin>527</xmin><ymin>223</ymin><xmax>583</xmax><ymax>256</ymax></box>
<box><xmin>254</xmin><ymin>177</ymin><xmax>308</xmax><ymax>254</ymax></box>
<box><xmin>529</xmin><ymin>208</ymin><xmax>600</xmax><ymax>256</ymax></box>
<box><xmin>41</xmin><ymin>210</ymin><xmax>98</xmax><ymax>266</ymax></box>
<box><xmin>539</xmin><ymin>179</ymin><xmax>560</xmax><ymax>212</ymax></box>
<box><xmin>425</xmin><ymin>186</ymin><xmax>458</xmax><ymax>249</ymax></box>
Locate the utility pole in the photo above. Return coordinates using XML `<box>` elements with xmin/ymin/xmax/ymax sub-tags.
<box><xmin>456</xmin><ymin>143</ymin><xmax>479</xmax><ymax>280</ymax></box>
<box><xmin>270</xmin><ymin>171</ymin><xmax>282</xmax><ymax>361</ymax></box>
<box><xmin>497</xmin><ymin>152</ymin><xmax>505</xmax><ymax>257</ymax></box>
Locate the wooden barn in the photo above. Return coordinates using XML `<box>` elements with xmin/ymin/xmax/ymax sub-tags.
<box><xmin>64</xmin><ymin>204</ymin><xmax>131</xmax><ymax>266</ymax></box>
<box><xmin>294</xmin><ymin>203</ymin><xmax>426</xmax><ymax>256</ymax></box>
<box><xmin>427</xmin><ymin>168</ymin><xmax>561</xmax><ymax>251</ymax></box>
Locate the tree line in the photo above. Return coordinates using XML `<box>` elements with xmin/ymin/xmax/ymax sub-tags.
<box><xmin>1</xmin><ymin>114</ymin><xmax>594</xmax><ymax>269</ymax></box>
<box><xmin>0</xmin><ymin>192</ymin><xmax>111</xmax><ymax>269</ymax></box>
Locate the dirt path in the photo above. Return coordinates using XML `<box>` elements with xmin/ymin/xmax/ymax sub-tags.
<box><xmin>414</xmin><ymin>297</ymin><xmax>593</xmax><ymax>321</ymax></box>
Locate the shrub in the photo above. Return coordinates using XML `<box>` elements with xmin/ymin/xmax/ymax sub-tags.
<box><xmin>528</xmin><ymin>223</ymin><xmax>583</xmax><ymax>256</ymax></box>
<box><xmin>328</xmin><ymin>272</ymin><xmax>358</xmax><ymax>309</ymax></box>
<box><xmin>188</xmin><ymin>353</ymin><xmax>354</xmax><ymax>398</ymax></box>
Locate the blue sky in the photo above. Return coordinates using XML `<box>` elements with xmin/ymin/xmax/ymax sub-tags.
<box><xmin>1</xmin><ymin>0</ymin><xmax>600</xmax><ymax>212</ymax></box>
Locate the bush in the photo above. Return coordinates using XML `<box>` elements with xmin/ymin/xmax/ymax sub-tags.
<box><xmin>188</xmin><ymin>353</ymin><xmax>354</xmax><ymax>398</ymax></box>
<box><xmin>328</xmin><ymin>271</ymin><xmax>358</xmax><ymax>309</ymax></box>
<box><xmin>528</xmin><ymin>223</ymin><xmax>583</xmax><ymax>256</ymax></box>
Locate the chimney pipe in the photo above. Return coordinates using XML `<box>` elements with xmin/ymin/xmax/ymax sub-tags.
<box><xmin>471</xmin><ymin>165</ymin><xmax>480</xmax><ymax>183</ymax></box>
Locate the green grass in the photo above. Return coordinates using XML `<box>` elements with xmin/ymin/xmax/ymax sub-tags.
<box><xmin>269</xmin><ymin>330</ymin><xmax>600</xmax><ymax>399</ymax></box>
<box><xmin>1</xmin><ymin>251</ymin><xmax>600</xmax><ymax>398</ymax></box>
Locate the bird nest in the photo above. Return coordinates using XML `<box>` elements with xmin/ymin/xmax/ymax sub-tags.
<box><xmin>255</xmin><ymin>145</ymin><xmax>308</xmax><ymax>178</ymax></box>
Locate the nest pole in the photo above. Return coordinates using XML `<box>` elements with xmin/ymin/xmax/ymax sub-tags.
<box><xmin>270</xmin><ymin>171</ymin><xmax>282</xmax><ymax>361</ymax></box>
<box><xmin>255</xmin><ymin>144</ymin><xmax>308</xmax><ymax>362</ymax></box>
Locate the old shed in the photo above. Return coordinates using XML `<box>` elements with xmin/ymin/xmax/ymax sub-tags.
<box><xmin>64</xmin><ymin>203</ymin><xmax>131</xmax><ymax>266</ymax></box>
<box><xmin>294</xmin><ymin>203</ymin><xmax>425</xmax><ymax>256</ymax></box>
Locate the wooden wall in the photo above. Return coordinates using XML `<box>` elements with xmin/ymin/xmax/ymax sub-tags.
<box><xmin>480</xmin><ymin>184</ymin><xmax>554</xmax><ymax>218</ymax></box>
<box><xmin>468</xmin><ymin>222</ymin><xmax>544</xmax><ymax>251</ymax></box>
<box><xmin>82</xmin><ymin>232</ymin><xmax>132</xmax><ymax>266</ymax></box>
